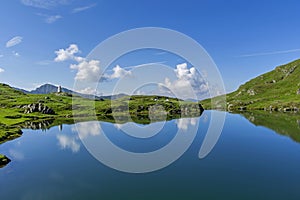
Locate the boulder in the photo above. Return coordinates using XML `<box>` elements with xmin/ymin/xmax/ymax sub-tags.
<box><xmin>23</xmin><ymin>103</ymin><xmax>55</xmax><ymax>115</ymax></box>
<box><xmin>247</xmin><ymin>89</ymin><xmax>256</xmax><ymax>96</ymax></box>
<box><xmin>238</xmin><ymin>106</ymin><xmax>247</xmax><ymax>111</ymax></box>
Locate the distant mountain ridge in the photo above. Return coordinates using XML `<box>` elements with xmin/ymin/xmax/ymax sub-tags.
<box><xmin>30</xmin><ymin>84</ymin><xmax>72</xmax><ymax>94</ymax></box>
<box><xmin>13</xmin><ymin>84</ymin><xmax>126</xmax><ymax>100</ymax></box>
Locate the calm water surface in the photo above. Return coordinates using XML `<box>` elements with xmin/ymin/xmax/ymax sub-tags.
<box><xmin>1</xmin><ymin>111</ymin><xmax>300</xmax><ymax>200</ymax></box>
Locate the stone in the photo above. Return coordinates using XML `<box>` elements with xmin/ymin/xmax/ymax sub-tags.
<box><xmin>247</xmin><ymin>89</ymin><xmax>256</xmax><ymax>96</ymax></box>
<box><xmin>238</xmin><ymin>106</ymin><xmax>247</xmax><ymax>111</ymax></box>
<box><xmin>23</xmin><ymin>103</ymin><xmax>55</xmax><ymax>115</ymax></box>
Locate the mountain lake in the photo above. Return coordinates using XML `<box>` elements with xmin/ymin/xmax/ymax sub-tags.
<box><xmin>0</xmin><ymin>110</ymin><xmax>300</xmax><ymax>200</ymax></box>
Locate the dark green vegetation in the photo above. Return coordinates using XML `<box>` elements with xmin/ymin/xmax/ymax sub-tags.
<box><xmin>201</xmin><ymin>59</ymin><xmax>300</xmax><ymax>111</ymax></box>
<box><xmin>0</xmin><ymin>83</ymin><xmax>203</xmax><ymax>166</ymax></box>
<box><xmin>0</xmin><ymin>154</ymin><xmax>11</xmax><ymax>168</ymax></box>
<box><xmin>238</xmin><ymin>111</ymin><xmax>300</xmax><ymax>143</ymax></box>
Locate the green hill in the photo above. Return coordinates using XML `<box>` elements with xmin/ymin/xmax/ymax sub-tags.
<box><xmin>0</xmin><ymin>83</ymin><xmax>203</xmax><ymax>166</ymax></box>
<box><xmin>201</xmin><ymin>59</ymin><xmax>300</xmax><ymax>111</ymax></box>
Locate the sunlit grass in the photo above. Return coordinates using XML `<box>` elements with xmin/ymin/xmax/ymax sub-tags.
<box><xmin>201</xmin><ymin>59</ymin><xmax>300</xmax><ymax>110</ymax></box>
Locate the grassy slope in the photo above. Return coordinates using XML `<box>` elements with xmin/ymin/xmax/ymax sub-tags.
<box><xmin>201</xmin><ymin>59</ymin><xmax>300</xmax><ymax>110</ymax></box>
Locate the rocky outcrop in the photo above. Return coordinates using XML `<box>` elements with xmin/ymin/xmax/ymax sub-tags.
<box><xmin>23</xmin><ymin>103</ymin><xmax>55</xmax><ymax>115</ymax></box>
<box><xmin>297</xmin><ymin>89</ymin><xmax>300</xmax><ymax>95</ymax></box>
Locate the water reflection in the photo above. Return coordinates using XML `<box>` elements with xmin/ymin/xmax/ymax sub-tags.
<box><xmin>8</xmin><ymin>149</ymin><xmax>25</xmax><ymax>161</ymax></box>
<box><xmin>19</xmin><ymin>119</ymin><xmax>54</xmax><ymax>130</ymax></box>
<box><xmin>2</xmin><ymin>111</ymin><xmax>300</xmax><ymax>199</ymax></box>
<box><xmin>74</xmin><ymin>116</ymin><xmax>200</xmax><ymax>173</ymax></box>
<box><xmin>238</xmin><ymin>111</ymin><xmax>300</xmax><ymax>143</ymax></box>
<box><xmin>57</xmin><ymin>134</ymin><xmax>80</xmax><ymax>153</ymax></box>
<box><xmin>54</xmin><ymin>121</ymin><xmax>102</xmax><ymax>154</ymax></box>
<box><xmin>113</xmin><ymin>121</ymin><xmax>165</xmax><ymax>139</ymax></box>
<box><xmin>72</xmin><ymin>121</ymin><xmax>100</xmax><ymax>139</ymax></box>
<box><xmin>176</xmin><ymin>117</ymin><xmax>197</xmax><ymax>131</ymax></box>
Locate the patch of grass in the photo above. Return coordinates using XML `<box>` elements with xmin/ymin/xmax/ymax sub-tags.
<box><xmin>0</xmin><ymin>127</ymin><xmax>23</xmax><ymax>144</ymax></box>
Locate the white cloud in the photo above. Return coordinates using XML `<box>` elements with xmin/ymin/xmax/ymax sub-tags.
<box><xmin>0</xmin><ymin>68</ymin><xmax>4</xmax><ymax>73</ymax></box>
<box><xmin>72</xmin><ymin>3</ymin><xmax>97</xmax><ymax>13</ymax></box>
<box><xmin>239</xmin><ymin>48</ymin><xmax>300</xmax><ymax>57</ymax></box>
<box><xmin>55</xmin><ymin>44</ymin><xmax>132</xmax><ymax>83</ymax></box>
<box><xmin>160</xmin><ymin>63</ymin><xmax>209</xmax><ymax>99</ymax></box>
<box><xmin>21</xmin><ymin>0</ymin><xmax>71</xmax><ymax>9</ymax></box>
<box><xmin>109</xmin><ymin>65</ymin><xmax>132</xmax><ymax>79</ymax></box>
<box><xmin>36</xmin><ymin>13</ymin><xmax>62</xmax><ymax>24</ymax></box>
<box><xmin>6</xmin><ymin>36</ymin><xmax>23</xmax><ymax>48</ymax></box>
<box><xmin>13</xmin><ymin>51</ymin><xmax>20</xmax><ymax>57</ymax></box>
<box><xmin>76</xmin><ymin>87</ymin><xmax>96</xmax><ymax>95</ymax></box>
<box><xmin>54</xmin><ymin>44</ymin><xmax>80</xmax><ymax>62</ymax></box>
<box><xmin>55</xmin><ymin>44</ymin><xmax>100</xmax><ymax>82</ymax></box>
<box><xmin>36</xmin><ymin>60</ymin><xmax>52</xmax><ymax>65</ymax></box>
<box><xmin>70</xmin><ymin>60</ymin><xmax>101</xmax><ymax>82</ymax></box>
<box><xmin>45</xmin><ymin>15</ymin><xmax>62</xmax><ymax>23</ymax></box>
<box><xmin>57</xmin><ymin>134</ymin><xmax>80</xmax><ymax>153</ymax></box>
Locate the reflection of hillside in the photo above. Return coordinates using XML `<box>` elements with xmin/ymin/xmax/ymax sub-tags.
<box><xmin>19</xmin><ymin>119</ymin><xmax>54</xmax><ymax>130</ymax></box>
<box><xmin>97</xmin><ymin>111</ymin><xmax>203</xmax><ymax>124</ymax></box>
<box><xmin>13</xmin><ymin>110</ymin><xmax>203</xmax><ymax>131</ymax></box>
<box><xmin>238</xmin><ymin>111</ymin><xmax>300</xmax><ymax>143</ymax></box>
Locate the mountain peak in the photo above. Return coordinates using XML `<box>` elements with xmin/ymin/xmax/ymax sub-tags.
<box><xmin>30</xmin><ymin>84</ymin><xmax>64</xmax><ymax>94</ymax></box>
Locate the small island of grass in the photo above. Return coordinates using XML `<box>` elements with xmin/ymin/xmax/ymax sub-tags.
<box><xmin>0</xmin><ymin>154</ymin><xmax>11</xmax><ymax>168</ymax></box>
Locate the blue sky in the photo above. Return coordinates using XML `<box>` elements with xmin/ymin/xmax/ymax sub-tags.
<box><xmin>0</xmin><ymin>0</ymin><xmax>300</xmax><ymax>97</ymax></box>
